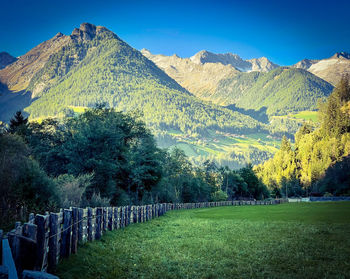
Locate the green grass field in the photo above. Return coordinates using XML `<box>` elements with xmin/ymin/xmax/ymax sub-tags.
<box><xmin>56</xmin><ymin>203</ymin><xmax>350</xmax><ymax>279</ymax></box>
<box><xmin>290</xmin><ymin>111</ymin><xmax>319</xmax><ymax>122</ymax></box>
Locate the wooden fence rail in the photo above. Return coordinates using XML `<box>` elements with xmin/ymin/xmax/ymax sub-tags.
<box><xmin>0</xmin><ymin>199</ymin><xmax>287</xmax><ymax>278</ymax></box>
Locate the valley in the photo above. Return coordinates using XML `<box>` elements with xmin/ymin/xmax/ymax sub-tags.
<box><xmin>1</xmin><ymin>23</ymin><xmax>348</xmax><ymax>168</ymax></box>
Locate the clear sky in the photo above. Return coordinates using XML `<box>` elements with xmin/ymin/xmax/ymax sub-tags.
<box><xmin>1</xmin><ymin>0</ymin><xmax>349</xmax><ymax>65</ymax></box>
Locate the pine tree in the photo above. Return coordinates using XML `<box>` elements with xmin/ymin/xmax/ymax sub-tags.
<box><xmin>9</xmin><ymin>111</ymin><xmax>28</xmax><ymax>135</ymax></box>
<box><xmin>280</xmin><ymin>135</ymin><xmax>292</xmax><ymax>152</ymax></box>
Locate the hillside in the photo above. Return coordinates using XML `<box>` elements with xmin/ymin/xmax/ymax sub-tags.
<box><xmin>293</xmin><ymin>52</ymin><xmax>350</xmax><ymax>86</ymax></box>
<box><xmin>0</xmin><ymin>33</ymin><xmax>71</xmax><ymax>92</ymax></box>
<box><xmin>143</xmin><ymin>50</ymin><xmax>333</xmax><ymax>116</ymax></box>
<box><xmin>215</xmin><ymin>67</ymin><xmax>334</xmax><ymax>115</ymax></box>
<box><xmin>0</xmin><ymin>52</ymin><xmax>17</xmax><ymax>69</ymax></box>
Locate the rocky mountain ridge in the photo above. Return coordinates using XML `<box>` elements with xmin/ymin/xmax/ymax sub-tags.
<box><xmin>0</xmin><ymin>52</ymin><xmax>17</xmax><ymax>70</ymax></box>
<box><xmin>190</xmin><ymin>50</ymin><xmax>279</xmax><ymax>72</ymax></box>
<box><xmin>293</xmin><ymin>52</ymin><xmax>350</xmax><ymax>86</ymax></box>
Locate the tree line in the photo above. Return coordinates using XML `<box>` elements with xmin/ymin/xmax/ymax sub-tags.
<box><xmin>0</xmin><ymin>106</ymin><xmax>268</xmax><ymax>230</ymax></box>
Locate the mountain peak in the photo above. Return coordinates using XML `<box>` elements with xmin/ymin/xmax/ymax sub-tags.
<box><xmin>0</xmin><ymin>52</ymin><xmax>17</xmax><ymax>70</ymax></box>
<box><xmin>190</xmin><ymin>50</ymin><xmax>230</xmax><ymax>65</ymax></box>
<box><xmin>141</xmin><ymin>48</ymin><xmax>151</xmax><ymax>55</ymax></box>
<box><xmin>80</xmin><ymin>22</ymin><xmax>96</xmax><ymax>34</ymax></box>
<box><xmin>331</xmin><ymin>52</ymin><xmax>350</xmax><ymax>60</ymax></box>
<box><xmin>71</xmin><ymin>22</ymin><xmax>108</xmax><ymax>41</ymax></box>
<box><xmin>292</xmin><ymin>58</ymin><xmax>319</xmax><ymax>70</ymax></box>
<box><xmin>54</xmin><ymin>32</ymin><xmax>64</xmax><ymax>38</ymax></box>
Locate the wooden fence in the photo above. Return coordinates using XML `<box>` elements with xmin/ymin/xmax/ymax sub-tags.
<box><xmin>0</xmin><ymin>199</ymin><xmax>286</xmax><ymax>278</ymax></box>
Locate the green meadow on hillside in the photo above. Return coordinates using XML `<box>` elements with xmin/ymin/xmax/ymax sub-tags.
<box><xmin>290</xmin><ymin>111</ymin><xmax>319</xmax><ymax>122</ymax></box>
<box><xmin>158</xmin><ymin>129</ymin><xmax>280</xmax><ymax>167</ymax></box>
<box><xmin>56</xmin><ymin>202</ymin><xmax>350</xmax><ymax>279</ymax></box>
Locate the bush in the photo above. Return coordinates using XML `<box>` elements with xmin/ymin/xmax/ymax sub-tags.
<box><xmin>85</xmin><ymin>193</ymin><xmax>110</xmax><ymax>207</ymax></box>
<box><xmin>56</xmin><ymin>174</ymin><xmax>92</xmax><ymax>208</ymax></box>
<box><xmin>211</xmin><ymin>190</ymin><xmax>228</xmax><ymax>202</ymax></box>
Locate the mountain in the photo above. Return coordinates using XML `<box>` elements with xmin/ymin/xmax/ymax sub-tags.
<box><xmin>143</xmin><ymin>50</ymin><xmax>333</xmax><ymax>116</ymax></box>
<box><xmin>0</xmin><ymin>33</ymin><xmax>71</xmax><ymax>93</ymax></box>
<box><xmin>189</xmin><ymin>50</ymin><xmax>279</xmax><ymax>72</ymax></box>
<box><xmin>141</xmin><ymin>49</ymin><xmax>279</xmax><ymax>102</ymax></box>
<box><xmin>215</xmin><ymin>67</ymin><xmax>334</xmax><ymax>115</ymax></box>
<box><xmin>293</xmin><ymin>59</ymin><xmax>319</xmax><ymax>70</ymax></box>
<box><xmin>0</xmin><ymin>23</ymin><xmax>263</xmax><ymax>135</ymax></box>
<box><xmin>293</xmin><ymin>52</ymin><xmax>350</xmax><ymax>86</ymax></box>
<box><xmin>1</xmin><ymin>22</ymin><xmax>337</xmax><ymax>168</ymax></box>
<box><xmin>0</xmin><ymin>52</ymin><xmax>17</xmax><ymax>69</ymax></box>
<box><xmin>141</xmin><ymin>49</ymin><xmax>240</xmax><ymax>98</ymax></box>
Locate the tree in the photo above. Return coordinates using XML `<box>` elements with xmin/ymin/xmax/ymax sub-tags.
<box><xmin>0</xmin><ymin>133</ymin><xmax>59</xmax><ymax>229</ymax></box>
<box><xmin>9</xmin><ymin>111</ymin><xmax>28</xmax><ymax>136</ymax></box>
<box><xmin>280</xmin><ymin>135</ymin><xmax>292</xmax><ymax>152</ymax></box>
<box><xmin>239</xmin><ymin>164</ymin><xmax>269</xmax><ymax>200</ymax></box>
<box><xmin>319</xmin><ymin>75</ymin><xmax>350</xmax><ymax>137</ymax></box>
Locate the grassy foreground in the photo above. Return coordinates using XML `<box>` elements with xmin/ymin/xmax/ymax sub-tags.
<box><xmin>56</xmin><ymin>202</ymin><xmax>350</xmax><ymax>279</ymax></box>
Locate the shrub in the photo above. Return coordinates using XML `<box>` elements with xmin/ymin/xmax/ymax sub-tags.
<box><xmin>211</xmin><ymin>190</ymin><xmax>228</xmax><ymax>202</ymax></box>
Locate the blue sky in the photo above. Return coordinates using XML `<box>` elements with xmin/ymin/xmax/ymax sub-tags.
<box><xmin>1</xmin><ymin>0</ymin><xmax>349</xmax><ymax>65</ymax></box>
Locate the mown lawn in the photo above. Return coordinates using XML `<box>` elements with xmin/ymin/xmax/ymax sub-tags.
<box><xmin>56</xmin><ymin>202</ymin><xmax>350</xmax><ymax>279</ymax></box>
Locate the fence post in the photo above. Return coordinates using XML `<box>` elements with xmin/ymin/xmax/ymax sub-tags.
<box><xmin>137</xmin><ymin>206</ymin><xmax>141</xmax><ymax>223</ymax></box>
<box><xmin>34</xmin><ymin>214</ymin><xmax>49</xmax><ymax>271</ymax></box>
<box><xmin>133</xmin><ymin>206</ymin><xmax>137</xmax><ymax>223</ymax></box>
<box><xmin>146</xmin><ymin>205</ymin><xmax>149</xmax><ymax>221</ymax></box>
<box><xmin>2</xmin><ymin>239</ymin><xmax>17</xmax><ymax>279</ymax></box>
<box><xmin>71</xmin><ymin>207</ymin><xmax>78</xmax><ymax>254</ymax></box>
<box><xmin>95</xmin><ymin>208</ymin><xmax>103</xmax><ymax>240</ymax></box>
<box><xmin>125</xmin><ymin>206</ymin><xmax>129</xmax><ymax>227</ymax></box>
<box><xmin>0</xmin><ymin>229</ymin><xmax>2</xmax><ymax>264</ymax></box>
<box><xmin>60</xmin><ymin>209</ymin><xmax>72</xmax><ymax>258</ymax></box>
<box><xmin>139</xmin><ymin>206</ymin><xmax>143</xmax><ymax>223</ymax></box>
<box><xmin>87</xmin><ymin>208</ymin><xmax>96</xmax><ymax>241</ymax></box>
<box><xmin>28</xmin><ymin>213</ymin><xmax>35</xmax><ymax>224</ymax></box>
<box><xmin>78</xmin><ymin>208</ymin><xmax>88</xmax><ymax>244</ymax></box>
<box><xmin>147</xmin><ymin>205</ymin><xmax>151</xmax><ymax>220</ymax></box>
<box><xmin>108</xmin><ymin>207</ymin><xmax>114</xmax><ymax>231</ymax></box>
<box><xmin>120</xmin><ymin>207</ymin><xmax>125</xmax><ymax>228</ymax></box>
<box><xmin>48</xmin><ymin>212</ymin><xmax>62</xmax><ymax>273</ymax></box>
<box><xmin>120</xmin><ymin>207</ymin><xmax>124</xmax><ymax>228</ymax></box>
<box><xmin>126</xmin><ymin>206</ymin><xmax>131</xmax><ymax>226</ymax></box>
<box><xmin>7</xmin><ymin>222</ymin><xmax>22</xmax><ymax>273</ymax></box>
<box><xmin>130</xmin><ymin>206</ymin><xmax>134</xmax><ymax>224</ymax></box>
<box><xmin>113</xmin><ymin>207</ymin><xmax>119</xmax><ymax>230</ymax></box>
<box><xmin>102</xmin><ymin>208</ymin><xmax>107</xmax><ymax>233</ymax></box>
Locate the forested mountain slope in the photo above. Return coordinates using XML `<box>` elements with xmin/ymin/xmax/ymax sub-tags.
<box><xmin>255</xmin><ymin>77</ymin><xmax>350</xmax><ymax>196</ymax></box>
<box><xmin>0</xmin><ymin>23</ymin><xmax>263</xmax><ymax>136</ymax></box>
<box><xmin>217</xmin><ymin>67</ymin><xmax>334</xmax><ymax>115</ymax></box>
